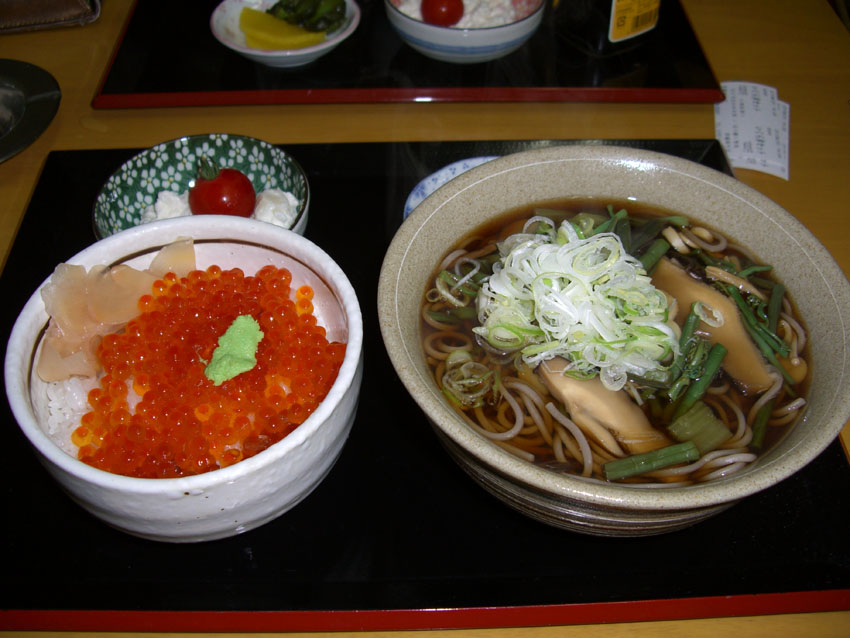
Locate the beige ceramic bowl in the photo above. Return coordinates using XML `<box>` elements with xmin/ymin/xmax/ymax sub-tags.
<box><xmin>378</xmin><ymin>145</ymin><xmax>850</xmax><ymax>536</ymax></box>
<box><xmin>6</xmin><ymin>216</ymin><xmax>363</xmax><ymax>542</ymax></box>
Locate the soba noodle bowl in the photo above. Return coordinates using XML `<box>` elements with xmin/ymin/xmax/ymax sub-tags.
<box><xmin>420</xmin><ymin>200</ymin><xmax>808</xmax><ymax>486</ymax></box>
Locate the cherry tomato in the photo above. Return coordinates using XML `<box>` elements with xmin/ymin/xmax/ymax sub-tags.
<box><xmin>421</xmin><ymin>0</ymin><xmax>464</xmax><ymax>27</ymax></box>
<box><xmin>188</xmin><ymin>158</ymin><xmax>256</xmax><ymax>217</ymax></box>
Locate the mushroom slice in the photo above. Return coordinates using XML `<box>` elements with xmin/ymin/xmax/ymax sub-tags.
<box><xmin>538</xmin><ymin>357</ymin><xmax>670</xmax><ymax>457</ymax></box>
<box><xmin>650</xmin><ymin>258</ymin><xmax>773</xmax><ymax>394</ymax></box>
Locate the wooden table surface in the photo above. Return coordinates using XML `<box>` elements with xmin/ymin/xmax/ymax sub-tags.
<box><xmin>1</xmin><ymin>0</ymin><xmax>849</xmax><ymax>635</ymax></box>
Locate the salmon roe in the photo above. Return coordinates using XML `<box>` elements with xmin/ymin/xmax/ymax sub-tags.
<box><xmin>73</xmin><ymin>264</ymin><xmax>346</xmax><ymax>478</ymax></box>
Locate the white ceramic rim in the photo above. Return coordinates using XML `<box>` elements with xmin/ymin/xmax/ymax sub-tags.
<box><xmin>7</xmin><ymin>215</ymin><xmax>363</xmax><ymax>495</ymax></box>
<box><xmin>379</xmin><ymin>144</ymin><xmax>850</xmax><ymax>510</ymax></box>
<box><xmin>92</xmin><ymin>133</ymin><xmax>310</xmax><ymax>239</ymax></box>
<box><xmin>210</xmin><ymin>0</ymin><xmax>361</xmax><ymax>59</ymax></box>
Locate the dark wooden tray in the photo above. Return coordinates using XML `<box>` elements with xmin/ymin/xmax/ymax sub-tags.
<box><xmin>92</xmin><ymin>0</ymin><xmax>723</xmax><ymax>107</ymax></box>
<box><xmin>2</xmin><ymin>140</ymin><xmax>848</xmax><ymax>633</ymax></box>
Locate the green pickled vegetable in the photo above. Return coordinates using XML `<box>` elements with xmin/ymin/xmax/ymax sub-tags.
<box><xmin>267</xmin><ymin>0</ymin><xmax>346</xmax><ymax>32</ymax></box>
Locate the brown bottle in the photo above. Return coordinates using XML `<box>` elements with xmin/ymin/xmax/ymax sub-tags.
<box><xmin>555</xmin><ymin>0</ymin><xmax>661</xmax><ymax>57</ymax></box>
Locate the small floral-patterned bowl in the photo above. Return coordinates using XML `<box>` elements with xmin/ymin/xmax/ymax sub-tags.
<box><xmin>93</xmin><ymin>133</ymin><xmax>310</xmax><ymax>239</ymax></box>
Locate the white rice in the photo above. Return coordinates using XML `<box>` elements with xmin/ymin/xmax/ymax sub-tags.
<box><xmin>45</xmin><ymin>376</ymin><xmax>98</xmax><ymax>456</ymax></box>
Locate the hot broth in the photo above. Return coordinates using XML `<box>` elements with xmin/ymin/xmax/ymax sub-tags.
<box><xmin>420</xmin><ymin>199</ymin><xmax>808</xmax><ymax>485</ymax></box>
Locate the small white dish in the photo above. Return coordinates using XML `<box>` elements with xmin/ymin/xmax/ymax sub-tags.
<box><xmin>211</xmin><ymin>0</ymin><xmax>360</xmax><ymax>68</ymax></box>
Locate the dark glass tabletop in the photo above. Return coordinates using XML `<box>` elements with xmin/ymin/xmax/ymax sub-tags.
<box><xmin>93</xmin><ymin>0</ymin><xmax>722</xmax><ymax>107</ymax></box>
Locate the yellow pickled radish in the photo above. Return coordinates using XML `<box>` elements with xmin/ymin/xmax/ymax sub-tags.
<box><xmin>239</xmin><ymin>7</ymin><xmax>326</xmax><ymax>50</ymax></box>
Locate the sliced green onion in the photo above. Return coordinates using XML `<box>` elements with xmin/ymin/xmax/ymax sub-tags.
<box><xmin>693</xmin><ymin>301</ymin><xmax>724</xmax><ymax>327</ymax></box>
<box><xmin>520</xmin><ymin>341</ymin><xmax>561</xmax><ymax>356</ymax></box>
<box><xmin>571</xmin><ymin>211</ymin><xmax>607</xmax><ymax>237</ymax></box>
<box><xmin>435</xmin><ymin>274</ymin><xmax>467</xmax><ymax>307</ymax></box>
<box><xmin>442</xmin><ymin>360</ymin><xmax>494</xmax><ymax>407</ymax></box>
<box><xmin>439</xmin><ymin>270</ymin><xmax>479</xmax><ymax>296</ymax></box>
<box><xmin>475</xmin><ymin>214</ymin><xmax>678</xmax><ymax>391</ymax></box>
<box><xmin>603</xmin><ymin>442</ymin><xmax>700</xmax><ymax>481</ymax></box>
<box><xmin>487</xmin><ymin>324</ymin><xmax>525</xmax><ymax>349</ymax></box>
<box><xmin>445</xmin><ymin>349</ymin><xmax>473</xmax><ymax>368</ymax></box>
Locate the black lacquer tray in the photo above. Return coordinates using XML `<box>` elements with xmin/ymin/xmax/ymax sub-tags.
<box><xmin>2</xmin><ymin>140</ymin><xmax>848</xmax><ymax>633</ymax></box>
<box><xmin>92</xmin><ymin>0</ymin><xmax>722</xmax><ymax>108</ymax></box>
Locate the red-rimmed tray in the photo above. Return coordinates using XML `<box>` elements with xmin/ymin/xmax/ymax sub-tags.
<box><xmin>2</xmin><ymin>140</ymin><xmax>848</xmax><ymax>633</ymax></box>
<box><xmin>92</xmin><ymin>0</ymin><xmax>723</xmax><ymax>108</ymax></box>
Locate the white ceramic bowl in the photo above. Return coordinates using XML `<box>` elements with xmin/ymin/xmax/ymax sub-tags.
<box><xmin>93</xmin><ymin>133</ymin><xmax>310</xmax><ymax>239</ymax></box>
<box><xmin>385</xmin><ymin>0</ymin><xmax>544</xmax><ymax>63</ymax></box>
<box><xmin>378</xmin><ymin>145</ymin><xmax>850</xmax><ymax>536</ymax></box>
<box><xmin>6</xmin><ymin>216</ymin><xmax>363</xmax><ymax>542</ymax></box>
<box><xmin>211</xmin><ymin>0</ymin><xmax>361</xmax><ymax>68</ymax></box>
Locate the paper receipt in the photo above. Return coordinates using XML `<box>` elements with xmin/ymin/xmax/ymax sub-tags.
<box><xmin>714</xmin><ymin>81</ymin><xmax>790</xmax><ymax>180</ymax></box>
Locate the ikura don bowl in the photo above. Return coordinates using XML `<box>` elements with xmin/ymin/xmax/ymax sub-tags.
<box><xmin>5</xmin><ymin>215</ymin><xmax>363</xmax><ymax>542</ymax></box>
<box><xmin>377</xmin><ymin>144</ymin><xmax>850</xmax><ymax>536</ymax></box>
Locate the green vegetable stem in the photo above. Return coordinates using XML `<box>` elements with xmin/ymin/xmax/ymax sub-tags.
<box><xmin>603</xmin><ymin>442</ymin><xmax>700</xmax><ymax>481</ymax></box>
<box><xmin>672</xmin><ymin>342</ymin><xmax>727</xmax><ymax>421</ymax></box>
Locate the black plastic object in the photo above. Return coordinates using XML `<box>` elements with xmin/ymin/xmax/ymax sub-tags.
<box><xmin>0</xmin><ymin>59</ymin><xmax>61</xmax><ymax>163</ymax></box>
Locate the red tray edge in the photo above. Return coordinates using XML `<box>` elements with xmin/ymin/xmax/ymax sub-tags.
<box><xmin>3</xmin><ymin>589</ymin><xmax>849</xmax><ymax>632</ymax></box>
<box><xmin>91</xmin><ymin>86</ymin><xmax>726</xmax><ymax>109</ymax></box>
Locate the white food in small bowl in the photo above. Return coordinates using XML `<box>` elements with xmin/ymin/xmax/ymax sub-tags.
<box><xmin>384</xmin><ymin>0</ymin><xmax>544</xmax><ymax>64</ymax></box>
<box><xmin>140</xmin><ymin>187</ymin><xmax>301</xmax><ymax>230</ymax></box>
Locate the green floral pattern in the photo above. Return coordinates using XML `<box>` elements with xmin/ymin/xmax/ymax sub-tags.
<box><xmin>94</xmin><ymin>134</ymin><xmax>309</xmax><ymax>238</ymax></box>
